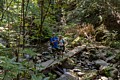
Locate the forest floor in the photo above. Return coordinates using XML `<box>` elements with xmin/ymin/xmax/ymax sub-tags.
<box><xmin>38</xmin><ymin>40</ymin><xmax>120</xmax><ymax>80</ymax></box>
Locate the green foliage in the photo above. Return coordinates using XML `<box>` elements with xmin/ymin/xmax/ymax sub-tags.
<box><xmin>42</xmin><ymin>26</ymin><xmax>52</xmax><ymax>40</ymax></box>
<box><xmin>110</xmin><ymin>41</ymin><xmax>120</xmax><ymax>49</ymax></box>
<box><xmin>103</xmin><ymin>66</ymin><xmax>112</xmax><ymax>77</ymax></box>
<box><xmin>106</xmin><ymin>51</ymin><xmax>113</xmax><ymax>57</ymax></box>
<box><xmin>0</xmin><ymin>56</ymin><xmax>25</xmax><ymax>80</ymax></box>
<box><xmin>31</xmin><ymin>74</ymin><xmax>50</xmax><ymax>80</ymax></box>
<box><xmin>0</xmin><ymin>43</ymin><xmax>6</xmax><ymax>48</ymax></box>
<box><xmin>48</xmin><ymin>73</ymin><xmax>56</xmax><ymax>80</ymax></box>
<box><xmin>21</xmin><ymin>48</ymin><xmax>37</xmax><ymax>56</ymax></box>
<box><xmin>102</xmin><ymin>31</ymin><xmax>120</xmax><ymax>48</ymax></box>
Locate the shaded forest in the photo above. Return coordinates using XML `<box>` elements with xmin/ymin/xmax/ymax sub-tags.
<box><xmin>0</xmin><ymin>0</ymin><xmax>120</xmax><ymax>80</ymax></box>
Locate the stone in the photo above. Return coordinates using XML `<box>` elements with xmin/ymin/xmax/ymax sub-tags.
<box><xmin>106</xmin><ymin>56</ymin><xmax>116</xmax><ymax>63</ymax></box>
<box><xmin>83</xmin><ymin>68</ymin><xmax>89</xmax><ymax>70</ymax></box>
<box><xmin>100</xmin><ymin>76</ymin><xmax>108</xmax><ymax>80</ymax></box>
<box><xmin>73</xmin><ymin>69</ymin><xmax>81</xmax><ymax>72</ymax></box>
<box><xmin>97</xmin><ymin>53</ymin><xmax>106</xmax><ymax>60</ymax></box>
<box><xmin>77</xmin><ymin>72</ymin><xmax>85</xmax><ymax>77</ymax></box>
<box><xmin>94</xmin><ymin>59</ymin><xmax>108</xmax><ymax>66</ymax></box>
<box><xmin>42</xmin><ymin>51</ymin><xmax>50</xmax><ymax>55</ymax></box>
<box><xmin>78</xmin><ymin>77</ymin><xmax>82</xmax><ymax>80</ymax></box>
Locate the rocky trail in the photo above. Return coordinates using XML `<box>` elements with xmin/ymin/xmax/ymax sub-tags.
<box><xmin>34</xmin><ymin>42</ymin><xmax>120</xmax><ymax>80</ymax></box>
<box><xmin>56</xmin><ymin>44</ymin><xmax>120</xmax><ymax>80</ymax></box>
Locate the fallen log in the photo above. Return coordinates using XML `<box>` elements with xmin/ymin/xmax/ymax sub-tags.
<box><xmin>38</xmin><ymin>45</ymin><xmax>86</xmax><ymax>72</ymax></box>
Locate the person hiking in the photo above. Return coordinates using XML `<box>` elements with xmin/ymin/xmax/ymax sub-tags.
<box><xmin>50</xmin><ymin>33</ymin><xmax>59</xmax><ymax>58</ymax></box>
<box><xmin>58</xmin><ymin>35</ymin><xmax>66</xmax><ymax>55</ymax></box>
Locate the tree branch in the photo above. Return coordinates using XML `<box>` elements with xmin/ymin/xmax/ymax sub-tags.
<box><xmin>0</xmin><ymin>0</ymin><xmax>14</xmax><ymax>21</ymax></box>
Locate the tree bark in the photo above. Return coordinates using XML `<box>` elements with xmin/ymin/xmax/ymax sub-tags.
<box><xmin>22</xmin><ymin>0</ymin><xmax>25</xmax><ymax>49</ymax></box>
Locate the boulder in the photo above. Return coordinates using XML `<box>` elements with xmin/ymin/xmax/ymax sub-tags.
<box><xmin>94</xmin><ymin>59</ymin><xmax>108</xmax><ymax>66</ymax></box>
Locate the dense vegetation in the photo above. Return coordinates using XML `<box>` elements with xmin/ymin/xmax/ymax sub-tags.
<box><xmin>0</xmin><ymin>0</ymin><xmax>120</xmax><ymax>80</ymax></box>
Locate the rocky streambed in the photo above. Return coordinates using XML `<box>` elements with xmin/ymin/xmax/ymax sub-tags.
<box><xmin>55</xmin><ymin>44</ymin><xmax>120</xmax><ymax>80</ymax></box>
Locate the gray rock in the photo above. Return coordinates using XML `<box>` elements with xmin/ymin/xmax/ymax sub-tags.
<box><xmin>97</xmin><ymin>53</ymin><xmax>106</xmax><ymax>60</ymax></box>
<box><xmin>94</xmin><ymin>59</ymin><xmax>108</xmax><ymax>66</ymax></box>
<box><xmin>106</xmin><ymin>56</ymin><xmax>116</xmax><ymax>63</ymax></box>
<box><xmin>106</xmin><ymin>56</ymin><xmax>114</xmax><ymax>61</ymax></box>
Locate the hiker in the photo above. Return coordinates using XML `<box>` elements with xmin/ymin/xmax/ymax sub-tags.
<box><xmin>58</xmin><ymin>35</ymin><xmax>66</xmax><ymax>54</ymax></box>
<box><xmin>50</xmin><ymin>33</ymin><xmax>59</xmax><ymax>54</ymax></box>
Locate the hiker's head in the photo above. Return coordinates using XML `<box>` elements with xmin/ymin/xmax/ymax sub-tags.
<box><xmin>59</xmin><ymin>35</ymin><xmax>62</xmax><ymax>39</ymax></box>
<box><xmin>52</xmin><ymin>32</ymin><xmax>55</xmax><ymax>36</ymax></box>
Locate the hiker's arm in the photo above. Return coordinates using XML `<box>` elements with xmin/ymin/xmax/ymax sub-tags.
<box><xmin>52</xmin><ymin>39</ymin><xmax>58</xmax><ymax>43</ymax></box>
<box><xmin>63</xmin><ymin>39</ymin><xmax>67</xmax><ymax>46</ymax></box>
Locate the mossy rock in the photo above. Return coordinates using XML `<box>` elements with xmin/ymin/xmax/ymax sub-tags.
<box><xmin>62</xmin><ymin>58</ymin><xmax>75</xmax><ymax>69</ymax></box>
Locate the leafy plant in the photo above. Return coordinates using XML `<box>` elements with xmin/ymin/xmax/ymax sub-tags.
<box><xmin>21</xmin><ymin>48</ymin><xmax>37</xmax><ymax>57</ymax></box>
<box><xmin>106</xmin><ymin>51</ymin><xmax>113</xmax><ymax>57</ymax></box>
<box><xmin>48</xmin><ymin>73</ymin><xmax>56</xmax><ymax>80</ymax></box>
<box><xmin>0</xmin><ymin>56</ymin><xmax>25</xmax><ymax>80</ymax></box>
<box><xmin>110</xmin><ymin>41</ymin><xmax>120</xmax><ymax>49</ymax></box>
<box><xmin>31</xmin><ymin>74</ymin><xmax>50</xmax><ymax>80</ymax></box>
<box><xmin>103</xmin><ymin>66</ymin><xmax>112</xmax><ymax>77</ymax></box>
